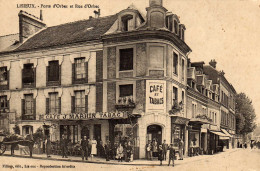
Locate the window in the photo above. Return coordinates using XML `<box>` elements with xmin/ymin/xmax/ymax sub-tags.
<box><xmin>174</xmin><ymin>20</ymin><xmax>178</xmax><ymax>34</ymax></box>
<box><xmin>173</xmin><ymin>52</ymin><xmax>178</xmax><ymax>75</ymax></box>
<box><xmin>182</xmin><ymin>59</ymin><xmax>185</xmax><ymax>80</ymax></box>
<box><xmin>75</xmin><ymin>58</ymin><xmax>86</xmax><ymax>79</ymax></box>
<box><xmin>49</xmin><ymin>93</ymin><xmax>59</xmax><ymax>114</ymax></box>
<box><xmin>166</xmin><ymin>16</ymin><xmax>173</xmax><ymax>31</ymax></box>
<box><xmin>24</xmin><ymin>94</ymin><xmax>34</xmax><ymax>115</ymax></box>
<box><xmin>121</xmin><ymin>15</ymin><xmax>134</xmax><ymax>31</ymax></box>
<box><xmin>192</xmin><ymin>103</ymin><xmax>197</xmax><ymax>118</ymax></box>
<box><xmin>119</xmin><ymin>84</ymin><xmax>133</xmax><ymax>97</ymax></box>
<box><xmin>0</xmin><ymin>67</ymin><xmax>7</xmax><ymax>85</ymax></box>
<box><xmin>22</xmin><ymin>63</ymin><xmax>34</xmax><ymax>86</ymax></box>
<box><xmin>48</xmin><ymin>61</ymin><xmax>59</xmax><ymax>82</ymax></box>
<box><xmin>119</xmin><ymin>48</ymin><xmax>133</xmax><ymax>71</ymax></box>
<box><xmin>0</xmin><ymin>96</ymin><xmax>8</xmax><ymax>110</ymax></box>
<box><xmin>181</xmin><ymin>28</ymin><xmax>185</xmax><ymax>40</ymax></box>
<box><xmin>75</xmin><ymin>91</ymin><xmax>85</xmax><ymax>113</ymax></box>
<box><xmin>173</xmin><ymin>87</ymin><xmax>178</xmax><ymax>105</ymax></box>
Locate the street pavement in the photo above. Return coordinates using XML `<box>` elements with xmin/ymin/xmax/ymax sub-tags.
<box><xmin>0</xmin><ymin>148</ymin><xmax>259</xmax><ymax>171</ymax></box>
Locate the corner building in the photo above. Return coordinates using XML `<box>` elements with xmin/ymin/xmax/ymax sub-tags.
<box><xmin>0</xmin><ymin>0</ymin><xmax>191</xmax><ymax>159</ymax></box>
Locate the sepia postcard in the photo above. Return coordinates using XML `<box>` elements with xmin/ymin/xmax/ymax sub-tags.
<box><xmin>0</xmin><ymin>0</ymin><xmax>259</xmax><ymax>170</ymax></box>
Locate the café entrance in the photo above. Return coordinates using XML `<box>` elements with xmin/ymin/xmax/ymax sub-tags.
<box><xmin>147</xmin><ymin>125</ymin><xmax>162</xmax><ymax>144</ymax></box>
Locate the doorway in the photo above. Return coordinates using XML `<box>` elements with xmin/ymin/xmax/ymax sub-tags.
<box><xmin>147</xmin><ymin>125</ymin><xmax>162</xmax><ymax>144</ymax></box>
<box><xmin>81</xmin><ymin>126</ymin><xmax>90</xmax><ymax>139</ymax></box>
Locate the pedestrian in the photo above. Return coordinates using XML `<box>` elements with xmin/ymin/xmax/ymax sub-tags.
<box><xmin>178</xmin><ymin>138</ymin><xmax>184</xmax><ymax>160</ymax></box>
<box><xmin>81</xmin><ymin>136</ymin><xmax>88</xmax><ymax>161</ymax></box>
<box><xmin>105</xmin><ymin>140</ymin><xmax>111</xmax><ymax>161</ymax></box>
<box><xmin>158</xmin><ymin>145</ymin><xmax>163</xmax><ymax>166</ymax></box>
<box><xmin>168</xmin><ymin>143</ymin><xmax>176</xmax><ymax>167</ymax></box>
<box><xmin>116</xmin><ymin>143</ymin><xmax>124</xmax><ymax>162</ymax></box>
<box><xmin>162</xmin><ymin>140</ymin><xmax>168</xmax><ymax>161</ymax></box>
<box><xmin>60</xmin><ymin>134</ymin><xmax>68</xmax><ymax>158</ymax></box>
<box><xmin>152</xmin><ymin>139</ymin><xmax>158</xmax><ymax>157</ymax></box>
<box><xmin>45</xmin><ymin>136</ymin><xmax>51</xmax><ymax>158</ymax></box>
<box><xmin>237</xmin><ymin>141</ymin><xmax>240</xmax><ymax>148</ymax></box>
<box><xmin>88</xmin><ymin>138</ymin><xmax>92</xmax><ymax>157</ymax></box>
<box><xmin>250</xmin><ymin>141</ymin><xmax>254</xmax><ymax>149</ymax></box>
<box><xmin>146</xmin><ymin>140</ymin><xmax>152</xmax><ymax>160</ymax></box>
<box><xmin>126</xmin><ymin>141</ymin><xmax>132</xmax><ymax>162</ymax></box>
<box><xmin>91</xmin><ymin>138</ymin><xmax>97</xmax><ymax>159</ymax></box>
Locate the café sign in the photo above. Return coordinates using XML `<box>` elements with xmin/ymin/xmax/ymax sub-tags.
<box><xmin>44</xmin><ymin>112</ymin><xmax>128</xmax><ymax>120</ymax></box>
<box><xmin>146</xmin><ymin>80</ymin><xmax>166</xmax><ymax>112</ymax></box>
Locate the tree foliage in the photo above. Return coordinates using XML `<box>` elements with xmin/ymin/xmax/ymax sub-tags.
<box><xmin>235</xmin><ymin>93</ymin><xmax>256</xmax><ymax>134</ymax></box>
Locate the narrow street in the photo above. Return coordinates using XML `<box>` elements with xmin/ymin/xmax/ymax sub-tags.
<box><xmin>1</xmin><ymin>149</ymin><xmax>259</xmax><ymax>171</ymax></box>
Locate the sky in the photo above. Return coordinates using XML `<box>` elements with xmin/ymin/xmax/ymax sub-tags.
<box><xmin>0</xmin><ymin>0</ymin><xmax>260</xmax><ymax>123</ymax></box>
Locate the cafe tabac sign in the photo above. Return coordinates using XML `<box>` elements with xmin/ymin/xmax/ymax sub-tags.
<box><xmin>146</xmin><ymin>80</ymin><xmax>166</xmax><ymax>112</ymax></box>
<box><xmin>44</xmin><ymin>112</ymin><xmax>128</xmax><ymax>120</ymax></box>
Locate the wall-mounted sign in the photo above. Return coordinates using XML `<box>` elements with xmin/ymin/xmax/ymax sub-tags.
<box><xmin>146</xmin><ymin>80</ymin><xmax>166</xmax><ymax>112</ymax></box>
<box><xmin>44</xmin><ymin>112</ymin><xmax>128</xmax><ymax>120</ymax></box>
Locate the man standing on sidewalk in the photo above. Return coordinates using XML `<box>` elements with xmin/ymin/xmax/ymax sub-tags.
<box><xmin>168</xmin><ymin>143</ymin><xmax>176</xmax><ymax>167</ymax></box>
<box><xmin>81</xmin><ymin>136</ymin><xmax>88</xmax><ymax>161</ymax></box>
<box><xmin>178</xmin><ymin>138</ymin><xmax>184</xmax><ymax>160</ymax></box>
<box><xmin>162</xmin><ymin>140</ymin><xmax>168</xmax><ymax>161</ymax></box>
<box><xmin>61</xmin><ymin>135</ymin><xmax>68</xmax><ymax>158</ymax></box>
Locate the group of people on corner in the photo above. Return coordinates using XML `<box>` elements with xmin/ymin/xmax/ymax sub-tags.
<box><xmin>146</xmin><ymin>138</ymin><xmax>184</xmax><ymax>167</ymax></box>
<box><xmin>237</xmin><ymin>140</ymin><xmax>260</xmax><ymax>149</ymax></box>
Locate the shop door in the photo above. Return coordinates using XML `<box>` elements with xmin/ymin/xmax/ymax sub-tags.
<box><xmin>94</xmin><ymin>124</ymin><xmax>101</xmax><ymax>142</ymax></box>
<box><xmin>81</xmin><ymin>126</ymin><xmax>90</xmax><ymax>139</ymax></box>
<box><xmin>147</xmin><ymin>125</ymin><xmax>162</xmax><ymax>144</ymax></box>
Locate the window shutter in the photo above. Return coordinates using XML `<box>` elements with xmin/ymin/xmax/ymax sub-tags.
<box><xmin>96</xmin><ymin>51</ymin><xmax>103</xmax><ymax>82</ymax></box>
<box><xmin>85</xmin><ymin>62</ymin><xmax>88</xmax><ymax>83</ymax></box>
<box><xmin>21</xmin><ymin>99</ymin><xmax>25</xmax><ymax>115</ymax></box>
<box><xmin>59</xmin><ymin>65</ymin><xmax>61</xmax><ymax>85</ymax></box>
<box><xmin>72</xmin><ymin>63</ymin><xmax>75</xmax><ymax>84</ymax></box>
<box><xmin>34</xmin><ymin>68</ymin><xmax>36</xmax><ymax>87</ymax></box>
<box><xmin>22</xmin><ymin>68</ymin><xmax>25</xmax><ymax>88</ymax></box>
<box><xmin>46</xmin><ymin>98</ymin><xmax>49</xmax><ymax>114</ymax></box>
<box><xmin>33</xmin><ymin>98</ymin><xmax>36</xmax><ymax>119</ymax></box>
<box><xmin>71</xmin><ymin>96</ymin><xmax>75</xmax><ymax>113</ymax></box>
<box><xmin>85</xmin><ymin>95</ymin><xmax>88</xmax><ymax>113</ymax></box>
<box><xmin>58</xmin><ymin>97</ymin><xmax>61</xmax><ymax>114</ymax></box>
<box><xmin>7</xmin><ymin>70</ymin><xmax>9</xmax><ymax>90</ymax></box>
<box><xmin>46</xmin><ymin>66</ymin><xmax>49</xmax><ymax>84</ymax></box>
<box><xmin>7</xmin><ymin>100</ymin><xmax>9</xmax><ymax>110</ymax></box>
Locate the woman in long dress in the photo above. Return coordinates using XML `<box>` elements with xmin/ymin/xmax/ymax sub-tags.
<box><xmin>91</xmin><ymin>138</ymin><xmax>97</xmax><ymax>158</ymax></box>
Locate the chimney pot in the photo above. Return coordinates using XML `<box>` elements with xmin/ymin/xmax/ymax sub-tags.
<box><xmin>209</xmin><ymin>59</ymin><xmax>217</xmax><ymax>68</ymax></box>
<box><xmin>149</xmin><ymin>0</ymin><xmax>163</xmax><ymax>7</ymax></box>
<box><xmin>40</xmin><ymin>10</ymin><xmax>43</xmax><ymax>21</ymax></box>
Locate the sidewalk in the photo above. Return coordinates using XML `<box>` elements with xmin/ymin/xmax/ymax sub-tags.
<box><xmin>2</xmin><ymin>148</ymin><xmax>240</xmax><ymax>166</ymax></box>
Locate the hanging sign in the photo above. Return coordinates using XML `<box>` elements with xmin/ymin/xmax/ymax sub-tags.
<box><xmin>44</xmin><ymin>112</ymin><xmax>128</xmax><ymax>120</ymax></box>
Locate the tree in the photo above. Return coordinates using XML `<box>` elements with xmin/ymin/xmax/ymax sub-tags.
<box><xmin>235</xmin><ymin>93</ymin><xmax>256</xmax><ymax>135</ymax></box>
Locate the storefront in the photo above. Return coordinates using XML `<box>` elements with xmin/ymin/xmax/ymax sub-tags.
<box><xmin>187</xmin><ymin>122</ymin><xmax>202</xmax><ymax>157</ymax></box>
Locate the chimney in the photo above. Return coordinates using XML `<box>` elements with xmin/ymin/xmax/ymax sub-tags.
<box><xmin>209</xmin><ymin>59</ymin><xmax>217</xmax><ymax>68</ymax></box>
<box><xmin>149</xmin><ymin>0</ymin><xmax>163</xmax><ymax>7</ymax></box>
<box><xmin>19</xmin><ymin>10</ymin><xmax>46</xmax><ymax>43</ymax></box>
<box><xmin>40</xmin><ymin>10</ymin><xmax>43</xmax><ymax>21</ymax></box>
<box><xmin>146</xmin><ymin>0</ymin><xmax>167</xmax><ymax>28</ymax></box>
<box><xmin>94</xmin><ymin>9</ymin><xmax>101</xmax><ymax>18</ymax></box>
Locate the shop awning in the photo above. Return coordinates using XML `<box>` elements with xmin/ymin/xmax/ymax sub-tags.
<box><xmin>210</xmin><ymin>131</ymin><xmax>228</xmax><ymax>137</ymax></box>
<box><xmin>221</xmin><ymin>129</ymin><xmax>233</xmax><ymax>137</ymax></box>
<box><xmin>219</xmin><ymin>136</ymin><xmax>230</xmax><ymax>140</ymax></box>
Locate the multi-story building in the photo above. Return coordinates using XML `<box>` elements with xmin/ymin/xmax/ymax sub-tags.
<box><xmin>0</xmin><ymin>0</ymin><xmax>192</xmax><ymax>159</ymax></box>
<box><xmin>204</xmin><ymin>60</ymin><xmax>236</xmax><ymax>149</ymax></box>
<box><xmin>187</xmin><ymin>61</ymin><xmax>222</xmax><ymax>155</ymax></box>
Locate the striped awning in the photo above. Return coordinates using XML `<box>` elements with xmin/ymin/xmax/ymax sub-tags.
<box><xmin>209</xmin><ymin>131</ymin><xmax>227</xmax><ymax>137</ymax></box>
<box><xmin>221</xmin><ymin>129</ymin><xmax>233</xmax><ymax>137</ymax></box>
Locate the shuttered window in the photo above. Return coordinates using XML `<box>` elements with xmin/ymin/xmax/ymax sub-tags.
<box><xmin>49</xmin><ymin>93</ymin><xmax>59</xmax><ymax>114</ymax></box>
<box><xmin>119</xmin><ymin>48</ymin><xmax>133</xmax><ymax>71</ymax></box>
<box><xmin>48</xmin><ymin>61</ymin><xmax>59</xmax><ymax>81</ymax></box>
<box><xmin>24</xmin><ymin>94</ymin><xmax>34</xmax><ymax>115</ymax></box>
<box><xmin>75</xmin><ymin>58</ymin><xmax>86</xmax><ymax>79</ymax></box>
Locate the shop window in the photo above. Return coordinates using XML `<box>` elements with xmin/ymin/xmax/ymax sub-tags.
<box><xmin>121</xmin><ymin>15</ymin><xmax>134</xmax><ymax>31</ymax></box>
<box><xmin>22</xmin><ymin>94</ymin><xmax>35</xmax><ymax>120</ymax></box>
<box><xmin>60</xmin><ymin>125</ymin><xmax>78</xmax><ymax>144</ymax></box>
<box><xmin>173</xmin><ymin>52</ymin><xmax>178</xmax><ymax>75</ymax></box>
<box><xmin>22</xmin><ymin>63</ymin><xmax>35</xmax><ymax>87</ymax></box>
<box><xmin>47</xmin><ymin>60</ymin><xmax>60</xmax><ymax>84</ymax></box>
<box><xmin>0</xmin><ymin>67</ymin><xmax>7</xmax><ymax>86</ymax></box>
<box><xmin>75</xmin><ymin>91</ymin><xmax>85</xmax><ymax>113</ymax></box>
<box><xmin>0</xmin><ymin>96</ymin><xmax>8</xmax><ymax>112</ymax></box>
<box><xmin>149</xmin><ymin>46</ymin><xmax>164</xmax><ymax>69</ymax></box>
<box><xmin>119</xmin><ymin>48</ymin><xmax>133</xmax><ymax>71</ymax></box>
<box><xmin>49</xmin><ymin>93</ymin><xmax>60</xmax><ymax>114</ymax></box>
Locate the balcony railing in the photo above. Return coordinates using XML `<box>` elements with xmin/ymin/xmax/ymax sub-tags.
<box><xmin>22</xmin><ymin>114</ymin><xmax>36</xmax><ymax>120</ymax></box>
<box><xmin>115</xmin><ymin>96</ymin><xmax>135</xmax><ymax>109</ymax></box>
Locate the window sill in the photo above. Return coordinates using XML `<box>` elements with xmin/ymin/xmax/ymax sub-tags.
<box><xmin>47</xmin><ymin>81</ymin><xmax>60</xmax><ymax>87</ymax></box>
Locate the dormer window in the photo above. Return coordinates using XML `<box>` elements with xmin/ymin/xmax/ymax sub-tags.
<box><xmin>121</xmin><ymin>15</ymin><xmax>134</xmax><ymax>31</ymax></box>
<box><xmin>181</xmin><ymin>28</ymin><xmax>185</xmax><ymax>40</ymax></box>
<box><xmin>174</xmin><ymin>20</ymin><xmax>178</xmax><ymax>35</ymax></box>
